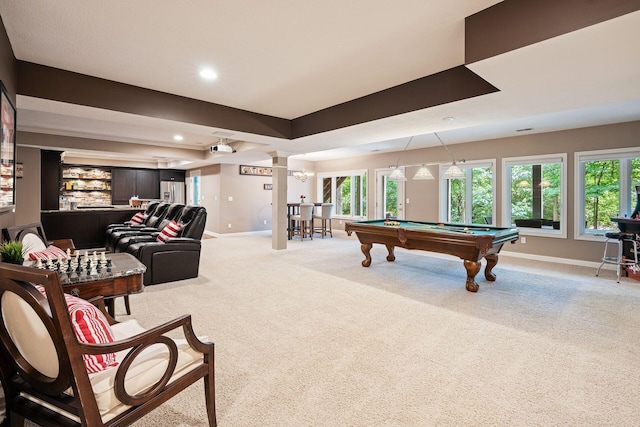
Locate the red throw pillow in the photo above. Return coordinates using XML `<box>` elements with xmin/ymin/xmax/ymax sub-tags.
<box><xmin>29</xmin><ymin>245</ymin><xmax>68</xmax><ymax>261</ymax></box>
<box><xmin>157</xmin><ymin>220</ymin><xmax>183</xmax><ymax>242</ymax></box>
<box><xmin>129</xmin><ymin>212</ymin><xmax>146</xmax><ymax>225</ymax></box>
<box><xmin>35</xmin><ymin>285</ymin><xmax>117</xmax><ymax>373</ymax></box>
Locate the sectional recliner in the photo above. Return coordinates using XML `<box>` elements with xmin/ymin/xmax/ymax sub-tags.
<box><xmin>105</xmin><ymin>205</ymin><xmax>207</xmax><ymax>286</ymax></box>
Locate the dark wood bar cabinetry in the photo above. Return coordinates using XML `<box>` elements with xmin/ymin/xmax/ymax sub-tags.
<box><xmin>41</xmin><ymin>150</ymin><xmax>63</xmax><ymax>210</ymax></box>
<box><xmin>41</xmin><ymin>208</ymin><xmax>142</xmax><ymax>249</ymax></box>
<box><xmin>111</xmin><ymin>168</ymin><xmax>159</xmax><ymax>205</ymax></box>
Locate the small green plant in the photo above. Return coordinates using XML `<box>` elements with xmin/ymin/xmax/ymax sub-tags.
<box><xmin>0</xmin><ymin>241</ymin><xmax>24</xmax><ymax>264</ymax></box>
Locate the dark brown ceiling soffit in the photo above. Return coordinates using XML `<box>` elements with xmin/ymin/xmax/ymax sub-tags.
<box><xmin>290</xmin><ymin>65</ymin><xmax>498</xmax><ymax>139</ymax></box>
<box><xmin>16</xmin><ymin>61</ymin><xmax>292</xmax><ymax>139</ymax></box>
<box><xmin>466</xmin><ymin>0</ymin><xmax>640</xmax><ymax>64</ymax></box>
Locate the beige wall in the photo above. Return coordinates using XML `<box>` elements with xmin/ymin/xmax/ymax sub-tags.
<box><xmin>15</xmin><ymin>146</ymin><xmax>41</xmax><ymax>224</ymax></box>
<box><xmin>192</xmin><ymin>159</ymin><xmax>315</xmax><ymax>235</ymax></box>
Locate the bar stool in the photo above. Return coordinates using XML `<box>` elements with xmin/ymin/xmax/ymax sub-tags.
<box><xmin>313</xmin><ymin>203</ymin><xmax>334</xmax><ymax>238</ymax></box>
<box><xmin>596</xmin><ymin>232</ymin><xmax>639</xmax><ymax>282</ymax></box>
<box><xmin>290</xmin><ymin>203</ymin><xmax>314</xmax><ymax>240</ymax></box>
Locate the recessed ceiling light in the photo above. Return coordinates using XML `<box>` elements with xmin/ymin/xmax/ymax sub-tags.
<box><xmin>173</xmin><ymin>135</ymin><xmax>184</xmax><ymax>141</ymax></box>
<box><xmin>199</xmin><ymin>68</ymin><xmax>218</xmax><ymax>80</ymax></box>
<box><xmin>443</xmin><ymin>116</ymin><xmax>455</xmax><ymax>121</ymax></box>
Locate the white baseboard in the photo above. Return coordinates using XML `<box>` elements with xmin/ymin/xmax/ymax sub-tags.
<box><xmin>499</xmin><ymin>250</ymin><xmax>616</xmax><ymax>270</ymax></box>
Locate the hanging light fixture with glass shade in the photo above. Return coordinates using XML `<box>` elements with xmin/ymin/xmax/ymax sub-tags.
<box><xmin>388</xmin><ymin>136</ymin><xmax>414</xmax><ymax>181</ymax></box>
<box><xmin>293</xmin><ymin>169</ymin><xmax>314</xmax><ymax>182</ymax></box>
<box><xmin>412</xmin><ymin>164</ymin><xmax>435</xmax><ymax>180</ymax></box>
<box><xmin>435</xmin><ymin>132</ymin><xmax>466</xmax><ymax>179</ymax></box>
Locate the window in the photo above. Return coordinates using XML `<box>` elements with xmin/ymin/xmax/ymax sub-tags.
<box><xmin>502</xmin><ymin>154</ymin><xmax>567</xmax><ymax>237</ymax></box>
<box><xmin>188</xmin><ymin>170</ymin><xmax>201</xmax><ymax>205</ymax></box>
<box><xmin>439</xmin><ymin>161</ymin><xmax>494</xmax><ymax>225</ymax></box>
<box><xmin>575</xmin><ymin>148</ymin><xmax>640</xmax><ymax>239</ymax></box>
<box><xmin>317</xmin><ymin>170</ymin><xmax>367</xmax><ymax>218</ymax></box>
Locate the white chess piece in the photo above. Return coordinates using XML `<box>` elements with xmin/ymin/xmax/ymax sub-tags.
<box><xmin>66</xmin><ymin>248</ymin><xmax>71</xmax><ymax>258</ymax></box>
<box><xmin>100</xmin><ymin>252</ymin><xmax>107</xmax><ymax>263</ymax></box>
<box><xmin>36</xmin><ymin>258</ymin><xmax>43</xmax><ymax>269</ymax></box>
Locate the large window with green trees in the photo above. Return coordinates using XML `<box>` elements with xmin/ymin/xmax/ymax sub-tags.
<box><xmin>575</xmin><ymin>148</ymin><xmax>640</xmax><ymax>239</ymax></box>
<box><xmin>317</xmin><ymin>170</ymin><xmax>367</xmax><ymax>218</ymax></box>
<box><xmin>439</xmin><ymin>161</ymin><xmax>494</xmax><ymax>225</ymax></box>
<box><xmin>502</xmin><ymin>154</ymin><xmax>566</xmax><ymax>237</ymax></box>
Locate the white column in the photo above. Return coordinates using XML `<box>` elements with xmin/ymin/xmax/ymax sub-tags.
<box><xmin>270</xmin><ymin>152</ymin><xmax>289</xmax><ymax>250</ymax></box>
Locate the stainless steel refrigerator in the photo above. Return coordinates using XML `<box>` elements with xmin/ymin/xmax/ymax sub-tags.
<box><xmin>160</xmin><ymin>180</ymin><xmax>185</xmax><ymax>204</ymax></box>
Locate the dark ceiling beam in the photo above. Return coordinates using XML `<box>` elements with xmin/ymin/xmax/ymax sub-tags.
<box><xmin>465</xmin><ymin>0</ymin><xmax>640</xmax><ymax>64</ymax></box>
<box><xmin>290</xmin><ymin>66</ymin><xmax>498</xmax><ymax>139</ymax></box>
<box><xmin>16</xmin><ymin>61</ymin><xmax>292</xmax><ymax>139</ymax></box>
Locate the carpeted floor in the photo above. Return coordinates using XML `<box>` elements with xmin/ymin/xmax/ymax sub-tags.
<box><xmin>7</xmin><ymin>231</ymin><xmax>640</xmax><ymax>426</ymax></box>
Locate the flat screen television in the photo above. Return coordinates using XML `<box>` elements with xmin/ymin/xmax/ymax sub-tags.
<box><xmin>0</xmin><ymin>81</ymin><xmax>16</xmax><ymax>211</ymax></box>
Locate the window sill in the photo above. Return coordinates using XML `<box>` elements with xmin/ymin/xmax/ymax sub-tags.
<box><xmin>516</xmin><ymin>227</ymin><xmax>566</xmax><ymax>239</ymax></box>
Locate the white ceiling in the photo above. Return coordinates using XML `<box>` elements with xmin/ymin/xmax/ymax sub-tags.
<box><xmin>1</xmin><ymin>2</ymin><xmax>639</xmax><ymax>168</ymax></box>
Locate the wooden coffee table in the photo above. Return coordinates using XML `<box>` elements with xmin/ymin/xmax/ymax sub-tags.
<box><xmin>27</xmin><ymin>252</ymin><xmax>146</xmax><ymax>316</ymax></box>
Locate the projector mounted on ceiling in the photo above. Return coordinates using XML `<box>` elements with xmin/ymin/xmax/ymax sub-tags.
<box><xmin>210</xmin><ymin>143</ymin><xmax>234</xmax><ymax>153</ymax></box>
<box><xmin>209</xmin><ymin>138</ymin><xmax>236</xmax><ymax>154</ymax></box>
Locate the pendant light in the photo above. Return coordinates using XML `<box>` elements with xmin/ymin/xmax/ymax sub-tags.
<box><xmin>388</xmin><ymin>136</ymin><xmax>413</xmax><ymax>181</ymax></box>
<box><xmin>435</xmin><ymin>132</ymin><xmax>465</xmax><ymax>179</ymax></box>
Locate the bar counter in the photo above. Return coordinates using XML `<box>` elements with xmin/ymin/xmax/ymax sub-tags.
<box><xmin>41</xmin><ymin>206</ymin><xmax>143</xmax><ymax>249</ymax></box>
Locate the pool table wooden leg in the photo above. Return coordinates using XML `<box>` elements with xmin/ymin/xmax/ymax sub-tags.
<box><xmin>385</xmin><ymin>245</ymin><xmax>396</xmax><ymax>262</ymax></box>
<box><xmin>360</xmin><ymin>243</ymin><xmax>373</xmax><ymax>267</ymax></box>
<box><xmin>463</xmin><ymin>260</ymin><xmax>481</xmax><ymax>292</ymax></box>
<box><xmin>484</xmin><ymin>254</ymin><xmax>498</xmax><ymax>281</ymax></box>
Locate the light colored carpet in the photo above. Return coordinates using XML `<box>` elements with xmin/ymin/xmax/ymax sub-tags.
<box><xmin>14</xmin><ymin>232</ymin><xmax>640</xmax><ymax>425</ymax></box>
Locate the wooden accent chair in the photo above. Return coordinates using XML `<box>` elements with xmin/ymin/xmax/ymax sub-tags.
<box><xmin>2</xmin><ymin>222</ymin><xmax>75</xmax><ymax>255</ymax></box>
<box><xmin>0</xmin><ymin>263</ymin><xmax>216</xmax><ymax>426</ymax></box>
<box><xmin>2</xmin><ymin>222</ymin><xmax>138</xmax><ymax>316</ymax></box>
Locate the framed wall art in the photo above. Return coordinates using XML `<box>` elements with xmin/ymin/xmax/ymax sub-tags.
<box><xmin>0</xmin><ymin>82</ymin><xmax>16</xmax><ymax>210</ymax></box>
<box><xmin>239</xmin><ymin>165</ymin><xmax>272</xmax><ymax>176</ymax></box>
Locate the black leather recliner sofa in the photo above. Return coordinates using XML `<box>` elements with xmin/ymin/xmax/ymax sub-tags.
<box><xmin>104</xmin><ymin>202</ymin><xmax>170</xmax><ymax>251</ymax></box>
<box><xmin>113</xmin><ymin>203</ymin><xmax>185</xmax><ymax>253</ymax></box>
<box><xmin>105</xmin><ymin>201</ymin><xmax>160</xmax><ymax>232</ymax></box>
<box><xmin>125</xmin><ymin>206</ymin><xmax>207</xmax><ymax>285</ymax></box>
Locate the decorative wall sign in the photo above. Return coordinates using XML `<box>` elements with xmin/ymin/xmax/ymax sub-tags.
<box><xmin>240</xmin><ymin>165</ymin><xmax>272</xmax><ymax>176</ymax></box>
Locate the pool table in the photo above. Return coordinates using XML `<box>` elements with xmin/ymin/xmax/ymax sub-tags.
<box><xmin>345</xmin><ymin>219</ymin><xmax>519</xmax><ymax>292</ymax></box>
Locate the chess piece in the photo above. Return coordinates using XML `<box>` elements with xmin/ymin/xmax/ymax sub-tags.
<box><xmin>100</xmin><ymin>252</ymin><xmax>107</xmax><ymax>263</ymax></box>
<box><xmin>36</xmin><ymin>258</ymin><xmax>43</xmax><ymax>269</ymax></box>
<box><xmin>66</xmin><ymin>248</ymin><xmax>71</xmax><ymax>258</ymax></box>
<box><xmin>46</xmin><ymin>258</ymin><xmax>54</xmax><ymax>270</ymax></box>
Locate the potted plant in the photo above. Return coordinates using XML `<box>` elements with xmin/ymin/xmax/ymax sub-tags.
<box><xmin>0</xmin><ymin>241</ymin><xmax>24</xmax><ymax>265</ymax></box>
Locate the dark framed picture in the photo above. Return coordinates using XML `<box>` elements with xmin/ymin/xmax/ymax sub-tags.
<box><xmin>0</xmin><ymin>82</ymin><xmax>16</xmax><ymax>210</ymax></box>
<box><xmin>264</xmin><ymin>183</ymin><xmax>273</xmax><ymax>190</ymax></box>
<box><xmin>240</xmin><ymin>165</ymin><xmax>272</xmax><ymax>176</ymax></box>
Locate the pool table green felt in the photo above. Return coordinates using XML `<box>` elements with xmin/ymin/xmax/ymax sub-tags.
<box><xmin>345</xmin><ymin>219</ymin><xmax>519</xmax><ymax>292</ymax></box>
